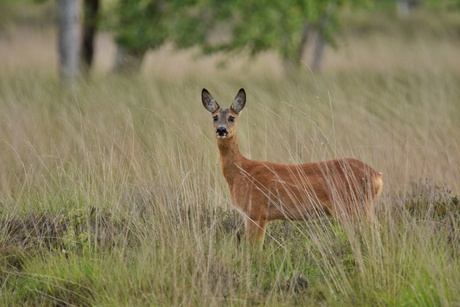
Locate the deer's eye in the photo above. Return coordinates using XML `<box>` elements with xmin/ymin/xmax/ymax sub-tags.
<box><xmin>228</xmin><ymin>116</ymin><xmax>235</xmax><ymax>122</ymax></box>
<box><xmin>213</xmin><ymin>115</ymin><xmax>218</xmax><ymax>122</ymax></box>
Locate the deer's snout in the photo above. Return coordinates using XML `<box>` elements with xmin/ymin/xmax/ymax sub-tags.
<box><xmin>216</xmin><ymin>126</ymin><xmax>228</xmax><ymax>138</ymax></box>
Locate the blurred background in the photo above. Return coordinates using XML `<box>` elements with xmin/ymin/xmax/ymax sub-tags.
<box><xmin>1</xmin><ymin>0</ymin><xmax>459</xmax><ymax>80</ymax></box>
<box><xmin>1</xmin><ymin>0</ymin><xmax>460</xmax><ymax>202</ymax></box>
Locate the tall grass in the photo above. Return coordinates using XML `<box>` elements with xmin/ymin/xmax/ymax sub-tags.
<box><xmin>1</xmin><ymin>22</ymin><xmax>460</xmax><ymax>306</ymax></box>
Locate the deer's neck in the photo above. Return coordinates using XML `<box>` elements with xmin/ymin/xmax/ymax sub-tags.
<box><xmin>217</xmin><ymin>135</ymin><xmax>245</xmax><ymax>184</ymax></box>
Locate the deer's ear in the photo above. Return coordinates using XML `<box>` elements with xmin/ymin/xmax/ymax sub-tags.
<box><xmin>202</xmin><ymin>89</ymin><xmax>220</xmax><ymax>113</ymax></box>
<box><xmin>231</xmin><ymin>88</ymin><xmax>246</xmax><ymax>114</ymax></box>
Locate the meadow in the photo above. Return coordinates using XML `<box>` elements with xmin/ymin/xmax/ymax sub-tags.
<box><xmin>0</xmin><ymin>10</ymin><xmax>460</xmax><ymax>306</ymax></box>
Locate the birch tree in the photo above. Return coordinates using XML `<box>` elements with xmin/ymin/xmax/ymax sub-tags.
<box><xmin>56</xmin><ymin>0</ymin><xmax>80</xmax><ymax>81</ymax></box>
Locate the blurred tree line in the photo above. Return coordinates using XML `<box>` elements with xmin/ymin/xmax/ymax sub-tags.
<box><xmin>88</xmin><ymin>0</ymin><xmax>460</xmax><ymax>77</ymax></box>
<box><xmin>110</xmin><ymin>0</ymin><xmax>372</xmax><ymax>74</ymax></box>
<box><xmin>2</xmin><ymin>0</ymin><xmax>457</xmax><ymax>81</ymax></box>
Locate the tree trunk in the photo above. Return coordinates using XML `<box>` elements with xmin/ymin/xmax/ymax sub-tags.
<box><xmin>81</xmin><ymin>0</ymin><xmax>100</xmax><ymax>74</ymax></box>
<box><xmin>280</xmin><ymin>13</ymin><xmax>296</xmax><ymax>76</ymax></box>
<box><xmin>310</xmin><ymin>24</ymin><xmax>326</xmax><ymax>73</ymax></box>
<box><xmin>309</xmin><ymin>7</ymin><xmax>334</xmax><ymax>74</ymax></box>
<box><xmin>113</xmin><ymin>45</ymin><xmax>145</xmax><ymax>74</ymax></box>
<box><xmin>112</xmin><ymin>0</ymin><xmax>145</xmax><ymax>73</ymax></box>
<box><xmin>397</xmin><ymin>0</ymin><xmax>420</xmax><ymax>17</ymax></box>
<box><xmin>297</xmin><ymin>22</ymin><xmax>310</xmax><ymax>63</ymax></box>
<box><xmin>397</xmin><ymin>0</ymin><xmax>410</xmax><ymax>17</ymax></box>
<box><xmin>57</xmin><ymin>0</ymin><xmax>80</xmax><ymax>82</ymax></box>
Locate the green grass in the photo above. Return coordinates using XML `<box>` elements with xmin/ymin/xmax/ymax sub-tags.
<box><xmin>1</xmin><ymin>17</ymin><xmax>460</xmax><ymax>306</ymax></box>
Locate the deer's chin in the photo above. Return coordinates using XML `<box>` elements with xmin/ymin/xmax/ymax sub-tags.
<box><xmin>216</xmin><ymin>134</ymin><xmax>228</xmax><ymax>139</ymax></box>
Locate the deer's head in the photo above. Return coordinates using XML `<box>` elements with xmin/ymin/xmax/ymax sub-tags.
<box><xmin>202</xmin><ymin>88</ymin><xmax>246</xmax><ymax>139</ymax></box>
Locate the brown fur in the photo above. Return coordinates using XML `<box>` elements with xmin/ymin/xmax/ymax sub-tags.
<box><xmin>202</xmin><ymin>88</ymin><xmax>383</xmax><ymax>244</ymax></box>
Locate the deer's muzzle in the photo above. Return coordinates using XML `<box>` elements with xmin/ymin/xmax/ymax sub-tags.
<box><xmin>216</xmin><ymin>127</ymin><xmax>228</xmax><ymax>138</ymax></box>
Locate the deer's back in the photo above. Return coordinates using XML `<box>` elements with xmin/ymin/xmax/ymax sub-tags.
<box><xmin>230</xmin><ymin>158</ymin><xmax>382</xmax><ymax>220</ymax></box>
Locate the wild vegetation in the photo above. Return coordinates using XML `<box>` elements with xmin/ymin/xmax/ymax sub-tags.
<box><xmin>1</xmin><ymin>5</ymin><xmax>460</xmax><ymax>306</ymax></box>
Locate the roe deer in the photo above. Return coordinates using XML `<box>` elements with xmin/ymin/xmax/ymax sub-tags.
<box><xmin>202</xmin><ymin>88</ymin><xmax>383</xmax><ymax>245</ymax></box>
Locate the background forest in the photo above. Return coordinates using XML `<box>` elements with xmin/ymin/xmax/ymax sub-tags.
<box><xmin>0</xmin><ymin>0</ymin><xmax>459</xmax><ymax>306</ymax></box>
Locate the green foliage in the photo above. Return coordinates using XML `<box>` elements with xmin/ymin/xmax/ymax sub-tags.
<box><xmin>171</xmin><ymin>0</ymin><xmax>368</xmax><ymax>63</ymax></box>
<box><xmin>60</xmin><ymin>208</ymin><xmax>92</xmax><ymax>253</ymax></box>
<box><xmin>6</xmin><ymin>253</ymin><xmax>101</xmax><ymax>306</ymax></box>
<box><xmin>109</xmin><ymin>0</ymin><xmax>372</xmax><ymax>67</ymax></box>
<box><xmin>111</xmin><ymin>0</ymin><xmax>169</xmax><ymax>54</ymax></box>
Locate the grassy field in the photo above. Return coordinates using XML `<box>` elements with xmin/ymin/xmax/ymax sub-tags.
<box><xmin>1</xmin><ymin>8</ymin><xmax>460</xmax><ymax>306</ymax></box>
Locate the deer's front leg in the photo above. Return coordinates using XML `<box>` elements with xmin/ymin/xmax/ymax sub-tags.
<box><xmin>245</xmin><ymin>211</ymin><xmax>268</xmax><ymax>246</ymax></box>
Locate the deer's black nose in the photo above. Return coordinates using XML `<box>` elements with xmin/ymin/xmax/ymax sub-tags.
<box><xmin>216</xmin><ymin>127</ymin><xmax>228</xmax><ymax>137</ymax></box>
